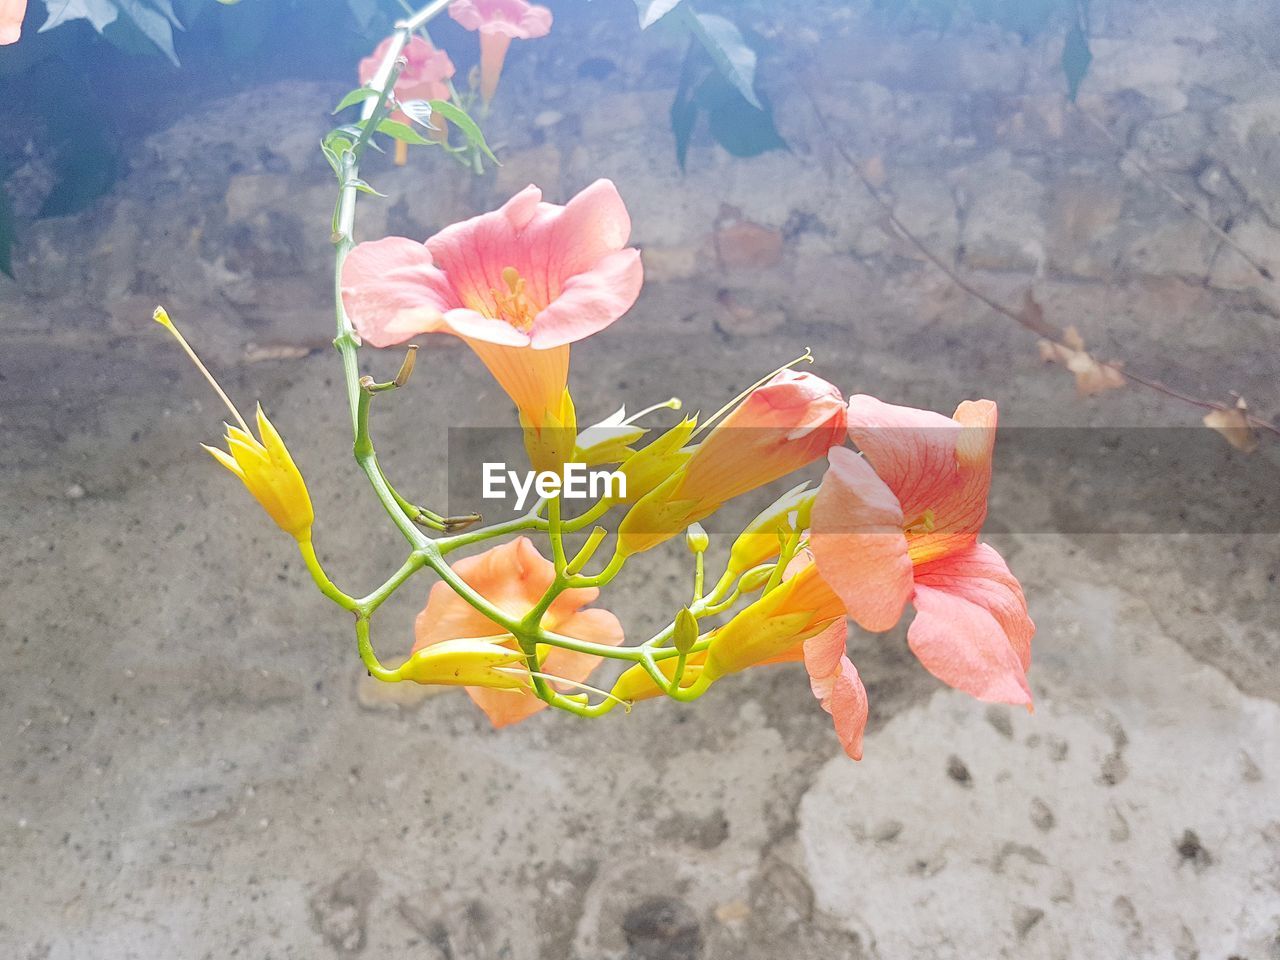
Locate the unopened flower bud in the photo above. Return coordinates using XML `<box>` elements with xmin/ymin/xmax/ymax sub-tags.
<box><xmin>673</xmin><ymin>607</ymin><xmax>699</xmax><ymax>654</ymax></box>
<box><xmin>685</xmin><ymin>523</ymin><xmax>709</xmax><ymax>555</ymax></box>
<box><xmin>737</xmin><ymin>565</ymin><xmax>777</xmax><ymax>594</ymax></box>
<box><xmin>726</xmin><ymin>483</ymin><xmax>817</xmax><ymax>576</ymax></box>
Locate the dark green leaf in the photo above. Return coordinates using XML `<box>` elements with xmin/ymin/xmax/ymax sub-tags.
<box><xmin>428</xmin><ymin>100</ymin><xmax>499</xmax><ymax>163</ymax></box>
<box><xmin>1062</xmin><ymin>15</ymin><xmax>1092</xmax><ymax>101</ymax></box>
<box><xmin>670</xmin><ymin>40</ymin><xmax>702</xmax><ymax>171</ymax></box>
<box><xmin>333</xmin><ymin>88</ymin><xmax>381</xmax><ymax>114</ymax></box>
<box><xmin>374</xmin><ymin>119</ymin><xmax>431</xmax><ymax>145</ymax></box>
<box><xmin>115</xmin><ymin>0</ymin><xmax>181</xmax><ymax>65</ymax></box>
<box><xmin>699</xmin><ymin>74</ymin><xmax>787</xmax><ymax>159</ymax></box>
<box><xmin>683</xmin><ymin>10</ymin><xmax>760</xmax><ymax>109</ymax></box>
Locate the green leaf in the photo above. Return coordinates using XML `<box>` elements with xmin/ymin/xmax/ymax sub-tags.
<box><xmin>670</xmin><ymin>40</ymin><xmax>702</xmax><ymax>171</ymax></box>
<box><xmin>700</xmin><ymin>75</ymin><xmax>787</xmax><ymax>159</ymax></box>
<box><xmin>399</xmin><ymin>99</ymin><xmax>443</xmax><ymax>132</ymax></box>
<box><xmin>683</xmin><ymin>10</ymin><xmax>760</xmax><ymax>109</ymax></box>
<box><xmin>374</xmin><ymin>118</ymin><xmax>432</xmax><ymax>145</ymax></box>
<box><xmin>635</xmin><ymin>0</ymin><xmax>684</xmax><ymax>28</ymax></box>
<box><xmin>148</xmin><ymin>0</ymin><xmax>182</xmax><ymax>27</ymax></box>
<box><xmin>428</xmin><ymin>100</ymin><xmax>499</xmax><ymax>163</ymax></box>
<box><xmin>348</xmin><ymin>178</ymin><xmax>387</xmax><ymax>198</ymax></box>
<box><xmin>1062</xmin><ymin>15</ymin><xmax>1092</xmax><ymax>101</ymax></box>
<box><xmin>332</xmin><ymin>87</ymin><xmax>381</xmax><ymax>114</ymax></box>
<box><xmin>114</xmin><ymin>0</ymin><xmax>181</xmax><ymax>64</ymax></box>
<box><xmin>39</xmin><ymin>0</ymin><xmax>120</xmax><ymax>34</ymax></box>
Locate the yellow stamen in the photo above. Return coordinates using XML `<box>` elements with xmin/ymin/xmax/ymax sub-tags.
<box><xmin>490</xmin><ymin>267</ymin><xmax>537</xmax><ymax>331</ymax></box>
<box><xmin>904</xmin><ymin>509</ymin><xmax>936</xmax><ymax>536</ymax></box>
<box><xmin>153</xmin><ymin>306</ymin><xmax>250</xmax><ymax>434</ymax></box>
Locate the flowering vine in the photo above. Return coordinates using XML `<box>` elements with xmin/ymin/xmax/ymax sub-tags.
<box><xmin>157</xmin><ymin>0</ymin><xmax>1035</xmax><ymax>761</ymax></box>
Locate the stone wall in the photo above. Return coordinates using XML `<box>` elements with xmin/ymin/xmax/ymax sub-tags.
<box><xmin>3</xmin><ymin>0</ymin><xmax>1279</xmax><ymax>424</ymax></box>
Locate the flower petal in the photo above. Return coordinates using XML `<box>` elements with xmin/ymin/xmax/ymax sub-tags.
<box><xmin>1</xmin><ymin>0</ymin><xmax>25</xmax><ymax>44</ymax></box>
<box><xmin>528</xmin><ymin>247</ymin><xmax>643</xmax><ymax>348</ymax></box>
<box><xmin>810</xmin><ymin>446</ymin><xmax>914</xmax><ymax>632</ymax></box>
<box><xmin>462</xmin><ymin>338</ymin><xmax>569</xmax><ymax>424</ymax></box>
<box><xmin>803</xmin><ymin>622</ymin><xmax>868</xmax><ymax>761</ymax></box>
<box><xmin>449</xmin><ymin>0</ymin><xmax>552</xmax><ymax>38</ymax></box>
<box><xmin>845</xmin><ymin>395</ymin><xmax>995</xmax><ymax>563</ymax></box>
<box><xmin>907</xmin><ymin>543</ymin><xmax>1033</xmax><ymax>706</ymax></box>
<box><xmin>341</xmin><ymin>237</ymin><xmax>458</xmax><ymax>347</ymax></box>
<box><xmin>425</xmin><ymin>184</ymin><xmax>544</xmax><ymax>320</ymax></box>
<box><xmin>913</xmin><ymin>542</ymin><xmax>1034</xmax><ymax>672</ymax></box>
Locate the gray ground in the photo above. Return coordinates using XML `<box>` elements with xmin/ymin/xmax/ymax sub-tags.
<box><xmin>2</xmin><ymin>1</ymin><xmax>1279</xmax><ymax>957</ymax></box>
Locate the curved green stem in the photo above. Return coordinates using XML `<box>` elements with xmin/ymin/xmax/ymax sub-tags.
<box><xmin>299</xmin><ymin>538</ymin><xmax>360</xmax><ymax>612</ymax></box>
<box><xmin>356</xmin><ymin>617</ymin><xmax>399</xmax><ymax>682</ymax></box>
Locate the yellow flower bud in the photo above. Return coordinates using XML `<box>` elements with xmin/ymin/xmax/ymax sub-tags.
<box><xmin>204</xmin><ymin>404</ymin><xmax>315</xmax><ymax>541</ymax></box>
<box><xmin>392</xmin><ymin>638</ymin><xmax>530</xmax><ymax>688</ymax></box>
<box><xmin>726</xmin><ymin>483</ymin><xmax>816</xmax><ymax>577</ymax></box>
<box><xmin>673</xmin><ymin>607</ymin><xmax>699</xmax><ymax>654</ymax></box>
<box><xmin>610</xmin><ymin>653</ymin><xmax>706</xmax><ymax>704</ymax></box>
<box><xmin>521</xmin><ymin>388</ymin><xmax>577</xmax><ymax>475</ymax></box>
<box><xmin>702</xmin><ymin>561</ymin><xmax>843</xmax><ymax>683</ymax></box>
<box><xmin>685</xmin><ymin>523</ymin><xmax>710</xmax><ymax>554</ymax></box>
<box><xmin>736</xmin><ymin>564</ymin><xmax>777</xmax><ymax>594</ymax></box>
<box><xmin>155</xmin><ymin>305</ymin><xmax>314</xmax><ymax>541</ymax></box>
<box><xmin>615</xmin><ymin>473</ymin><xmax>708</xmax><ymax>557</ymax></box>
<box><xmin>615</xmin><ymin>416</ymin><xmax>697</xmax><ymax>504</ymax></box>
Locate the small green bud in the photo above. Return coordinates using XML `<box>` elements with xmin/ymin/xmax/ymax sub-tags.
<box><xmin>673</xmin><ymin>607</ymin><xmax>699</xmax><ymax>654</ymax></box>
<box><xmin>737</xmin><ymin>565</ymin><xmax>776</xmax><ymax>594</ymax></box>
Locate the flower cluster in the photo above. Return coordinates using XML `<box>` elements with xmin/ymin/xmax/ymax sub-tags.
<box><xmin>334</xmin><ymin>180</ymin><xmax>1035</xmax><ymax>760</ymax></box>
<box><xmin>162</xmin><ymin>7</ymin><xmax>1035</xmax><ymax>762</ymax></box>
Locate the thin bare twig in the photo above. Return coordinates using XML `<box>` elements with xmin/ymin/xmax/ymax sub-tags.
<box><xmin>799</xmin><ymin>82</ymin><xmax>1280</xmax><ymax>441</ymax></box>
<box><xmin>1078</xmin><ymin>106</ymin><xmax>1275</xmax><ymax>282</ymax></box>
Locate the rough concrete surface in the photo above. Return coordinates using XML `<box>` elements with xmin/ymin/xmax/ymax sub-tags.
<box><xmin>3</xmin><ymin>0</ymin><xmax>1280</xmax><ymax>957</ymax></box>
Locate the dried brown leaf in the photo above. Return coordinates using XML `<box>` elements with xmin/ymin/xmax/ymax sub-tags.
<box><xmin>1203</xmin><ymin>398</ymin><xmax>1260</xmax><ymax>454</ymax></box>
<box><xmin>1038</xmin><ymin>325</ymin><xmax>1127</xmax><ymax>397</ymax></box>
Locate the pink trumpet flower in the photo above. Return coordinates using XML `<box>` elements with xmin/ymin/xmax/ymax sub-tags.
<box><xmin>341</xmin><ymin>180</ymin><xmax>643</xmax><ymax>439</ymax></box>
<box><xmin>617</xmin><ymin>370</ymin><xmax>847</xmax><ymax>556</ymax></box>
<box><xmin>413</xmin><ymin>537</ymin><xmax>624</xmax><ymax>728</ymax></box>
<box><xmin>449</xmin><ymin>0</ymin><xmax>552</xmax><ymax>104</ymax></box>
<box><xmin>810</xmin><ymin>396</ymin><xmax>1035</xmax><ymax>708</ymax></box>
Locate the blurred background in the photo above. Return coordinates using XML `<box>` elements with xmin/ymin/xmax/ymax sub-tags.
<box><xmin>2</xmin><ymin>0</ymin><xmax>1278</xmax><ymax>957</ymax></box>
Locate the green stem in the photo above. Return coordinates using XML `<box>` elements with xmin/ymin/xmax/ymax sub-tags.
<box><xmin>299</xmin><ymin>538</ymin><xmax>360</xmax><ymax>611</ymax></box>
<box><xmin>356</xmin><ymin>617</ymin><xmax>400</xmax><ymax>682</ymax></box>
<box><xmin>357</xmin><ymin>553</ymin><xmax>427</xmax><ymax>614</ymax></box>
<box><xmin>438</xmin><ymin>511</ymin><xmax>547</xmax><ymax>555</ymax></box>
<box><xmin>547</xmin><ymin>495</ymin><xmax>568</xmax><ymax>572</ymax></box>
<box><xmin>567</xmin><ymin>550</ymin><xmax>626</xmax><ymax>589</ymax></box>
